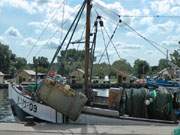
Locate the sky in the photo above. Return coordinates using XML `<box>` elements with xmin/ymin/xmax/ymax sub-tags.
<box><xmin>0</xmin><ymin>0</ymin><xmax>180</xmax><ymax>66</ymax></box>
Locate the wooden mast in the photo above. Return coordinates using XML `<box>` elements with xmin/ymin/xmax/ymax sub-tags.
<box><xmin>84</xmin><ymin>0</ymin><xmax>91</xmax><ymax>101</ymax></box>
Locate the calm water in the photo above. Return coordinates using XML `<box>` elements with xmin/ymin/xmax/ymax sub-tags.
<box><xmin>0</xmin><ymin>89</ymin><xmax>15</xmax><ymax>122</ymax></box>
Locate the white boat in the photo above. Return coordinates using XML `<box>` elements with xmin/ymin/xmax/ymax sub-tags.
<box><xmin>8</xmin><ymin>84</ymin><xmax>63</xmax><ymax>123</ymax></box>
<box><xmin>8</xmin><ymin>83</ymin><xmax>126</xmax><ymax>124</ymax></box>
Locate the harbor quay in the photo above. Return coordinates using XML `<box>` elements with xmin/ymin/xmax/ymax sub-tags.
<box><xmin>0</xmin><ymin>122</ymin><xmax>177</xmax><ymax>135</ymax></box>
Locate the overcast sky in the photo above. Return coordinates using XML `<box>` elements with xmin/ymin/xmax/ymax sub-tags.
<box><xmin>0</xmin><ymin>0</ymin><xmax>180</xmax><ymax>66</ymax></box>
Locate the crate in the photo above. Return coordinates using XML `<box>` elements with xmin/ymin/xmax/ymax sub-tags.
<box><xmin>38</xmin><ymin>79</ymin><xmax>87</xmax><ymax>121</ymax></box>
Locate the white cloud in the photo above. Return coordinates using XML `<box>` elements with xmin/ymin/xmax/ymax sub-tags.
<box><xmin>0</xmin><ymin>0</ymin><xmax>36</xmax><ymax>14</ymax></box>
<box><xmin>142</xmin><ymin>8</ymin><xmax>150</xmax><ymax>16</ymax></box>
<box><xmin>146</xmin><ymin>50</ymin><xmax>153</xmax><ymax>55</ymax></box>
<box><xmin>36</xmin><ymin>0</ymin><xmax>49</xmax><ymax>5</ymax></box>
<box><xmin>126</xmin><ymin>31</ymin><xmax>135</xmax><ymax>37</ymax></box>
<box><xmin>28</xmin><ymin>21</ymin><xmax>53</xmax><ymax>30</ymax></box>
<box><xmin>145</xmin><ymin>21</ymin><xmax>175</xmax><ymax>36</ymax></box>
<box><xmin>0</xmin><ymin>36</ymin><xmax>7</xmax><ymax>44</ymax></box>
<box><xmin>161</xmin><ymin>41</ymin><xmax>179</xmax><ymax>51</ymax></box>
<box><xmin>121</xmin><ymin>45</ymin><xmax>141</xmax><ymax>50</ymax></box>
<box><xmin>116</xmin><ymin>42</ymin><xmax>142</xmax><ymax>50</ymax></box>
<box><xmin>150</xmin><ymin>0</ymin><xmax>180</xmax><ymax>16</ymax></box>
<box><xmin>0</xmin><ymin>0</ymin><xmax>61</xmax><ymax>14</ymax></box>
<box><xmin>22</xmin><ymin>37</ymin><xmax>36</xmax><ymax>46</ymax></box>
<box><xmin>139</xmin><ymin>17</ymin><xmax>153</xmax><ymax>26</ymax></box>
<box><xmin>93</xmin><ymin>0</ymin><xmax>142</xmax><ymax>21</ymax></box>
<box><xmin>93</xmin><ymin>0</ymin><xmax>123</xmax><ymax>12</ymax></box>
<box><xmin>22</xmin><ymin>37</ymin><xmax>59</xmax><ymax>50</ymax></box>
<box><xmin>170</xmin><ymin>6</ymin><xmax>180</xmax><ymax>15</ymax></box>
<box><xmin>5</xmin><ymin>26</ymin><xmax>22</xmax><ymax>38</ymax></box>
<box><xmin>158</xmin><ymin>21</ymin><xmax>175</xmax><ymax>33</ymax></box>
<box><xmin>46</xmin><ymin>3</ymin><xmax>81</xmax><ymax>23</ymax></box>
<box><xmin>28</xmin><ymin>20</ymin><xmax>66</xmax><ymax>38</ymax></box>
<box><xmin>150</xmin><ymin>0</ymin><xmax>173</xmax><ymax>15</ymax></box>
<box><xmin>162</xmin><ymin>35</ymin><xmax>180</xmax><ymax>49</ymax></box>
<box><xmin>42</xmin><ymin>38</ymin><xmax>59</xmax><ymax>49</ymax></box>
<box><xmin>27</xmin><ymin>1</ymin><xmax>79</xmax><ymax>35</ymax></box>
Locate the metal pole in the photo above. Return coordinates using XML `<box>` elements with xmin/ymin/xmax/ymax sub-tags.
<box><xmin>84</xmin><ymin>0</ymin><xmax>91</xmax><ymax>101</ymax></box>
<box><xmin>90</xmin><ymin>18</ymin><xmax>98</xmax><ymax>86</ymax></box>
<box><xmin>166</xmin><ymin>49</ymin><xmax>169</xmax><ymax>60</ymax></box>
<box><xmin>35</xmin><ymin>63</ymin><xmax>38</xmax><ymax>90</ymax></box>
<box><xmin>33</xmin><ymin>57</ymin><xmax>38</xmax><ymax>90</ymax></box>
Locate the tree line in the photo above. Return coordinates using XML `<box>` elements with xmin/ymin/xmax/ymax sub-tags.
<box><xmin>0</xmin><ymin>42</ymin><xmax>179</xmax><ymax>79</ymax></box>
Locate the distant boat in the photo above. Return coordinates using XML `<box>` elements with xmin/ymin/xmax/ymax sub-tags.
<box><xmin>147</xmin><ymin>78</ymin><xmax>180</xmax><ymax>88</ymax></box>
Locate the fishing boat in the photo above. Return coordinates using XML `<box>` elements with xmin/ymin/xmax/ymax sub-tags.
<box><xmin>8</xmin><ymin>0</ymin><xmax>121</xmax><ymax>124</ymax></box>
<box><xmin>147</xmin><ymin>78</ymin><xmax>180</xmax><ymax>88</ymax></box>
<box><xmin>147</xmin><ymin>66</ymin><xmax>180</xmax><ymax>88</ymax></box>
<box><xmin>8</xmin><ymin>0</ymin><xmax>180</xmax><ymax>124</ymax></box>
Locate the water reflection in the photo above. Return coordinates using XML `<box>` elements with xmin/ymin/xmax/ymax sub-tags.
<box><xmin>0</xmin><ymin>89</ymin><xmax>15</xmax><ymax>122</ymax></box>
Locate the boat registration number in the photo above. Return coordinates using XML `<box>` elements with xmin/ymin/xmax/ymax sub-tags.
<box><xmin>17</xmin><ymin>96</ymin><xmax>37</xmax><ymax>113</ymax></box>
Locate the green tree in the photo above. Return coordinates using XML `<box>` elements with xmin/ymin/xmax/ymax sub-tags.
<box><xmin>33</xmin><ymin>56</ymin><xmax>49</xmax><ymax>73</ymax></box>
<box><xmin>0</xmin><ymin>42</ymin><xmax>13</xmax><ymax>73</ymax></box>
<box><xmin>14</xmin><ymin>57</ymin><xmax>27</xmax><ymax>70</ymax></box>
<box><xmin>57</xmin><ymin>49</ymin><xmax>95</xmax><ymax>75</ymax></box>
<box><xmin>170</xmin><ymin>50</ymin><xmax>180</xmax><ymax>67</ymax></box>
<box><xmin>92</xmin><ymin>63</ymin><xmax>111</xmax><ymax>79</ymax></box>
<box><xmin>112</xmin><ymin>59</ymin><xmax>132</xmax><ymax>74</ymax></box>
<box><xmin>60</xmin><ymin>49</ymin><xmax>85</xmax><ymax>62</ymax></box>
<box><xmin>0</xmin><ymin>42</ymin><xmax>27</xmax><ymax>76</ymax></box>
<box><xmin>149</xmin><ymin>66</ymin><xmax>159</xmax><ymax>75</ymax></box>
<box><xmin>133</xmin><ymin>59</ymin><xmax>150</xmax><ymax>78</ymax></box>
<box><xmin>158</xmin><ymin>59</ymin><xmax>169</xmax><ymax>70</ymax></box>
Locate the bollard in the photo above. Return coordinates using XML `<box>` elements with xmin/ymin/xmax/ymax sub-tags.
<box><xmin>24</xmin><ymin>116</ymin><xmax>36</xmax><ymax>126</ymax></box>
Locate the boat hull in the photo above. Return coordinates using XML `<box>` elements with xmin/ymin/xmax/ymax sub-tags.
<box><xmin>7</xmin><ymin>84</ymin><xmax>124</xmax><ymax>124</ymax></box>
<box><xmin>9</xmin><ymin>84</ymin><xmax>176</xmax><ymax>124</ymax></box>
<box><xmin>8</xmin><ymin>84</ymin><xmax>63</xmax><ymax>123</ymax></box>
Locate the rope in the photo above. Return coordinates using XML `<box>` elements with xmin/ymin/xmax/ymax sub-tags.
<box><xmin>48</xmin><ymin>0</ymin><xmax>87</xmax><ymax>72</ymax></box>
<box><xmin>123</xmin><ymin>22</ymin><xmax>167</xmax><ymax>56</ymax></box>
<box><xmin>60</xmin><ymin>0</ymin><xmax>66</xmax><ymax>41</ymax></box>
<box><xmin>26</xmin><ymin>1</ymin><xmax>64</xmax><ymax>59</ymax></box>
<box><xmin>94</xmin><ymin>3</ymin><xmax>170</xmax><ymax>53</ymax></box>
<box><xmin>34</xmin><ymin>29</ymin><xmax>59</xmax><ymax>57</ymax></box>
<box><xmin>100</xmin><ymin>26</ymin><xmax>112</xmax><ymax>87</ymax></box>
<box><xmin>63</xmin><ymin>2</ymin><xmax>85</xmax><ymax>59</ymax></box>
<box><xmin>100</xmin><ymin>27</ymin><xmax>111</xmax><ymax>65</ymax></box>
<box><xmin>98</xmin><ymin>19</ymin><xmax>120</xmax><ymax>64</ymax></box>
<box><xmin>89</xmin><ymin>18</ymin><xmax>98</xmax><ymax>83</ymax></box>
<box><xmin>93</xmin><ymin>1</ymin><xmax>180</xmax><ymax>18</ymax></box>
<box><xmin>34</xmin><ymin>0</ymin><xmax>80</xmax><ymax>57</ymax></box>
<box><xmin>103</xmin><ymin>24</ymin><xmax>121</xmax><ymax>60</ymax></box>
<box><xmin>76</xmin><ymin>24</ymin><xmax>86</xmax><ymax>50</ymax></box>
